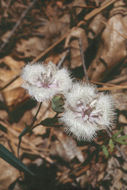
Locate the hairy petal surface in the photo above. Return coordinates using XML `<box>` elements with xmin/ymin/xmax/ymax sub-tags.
<box><xmin>21</xmin><ymin>62</ymin><xmax>72</xmax><ymax>102</ymax></box>
<box><xmin>60</xmin><ymin>83</ymin><xmax>115</xmax><ymax>141</ymax></box>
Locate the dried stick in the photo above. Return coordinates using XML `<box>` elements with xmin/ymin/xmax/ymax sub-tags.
<box><xmin>57</xmin><ymin>49</ymin><xmax>70</xmax><ymax>69</ymax></box>
<box><xmin>0</xmin><ymin>0</ymin><xmax>37</xmax><ymax>52</ymax></box>
<box><xmin>84</xmin><ymin>0</ymin><xmax>117</xmax><ymax>21</ymax></box>
<box><xmin>72</xmin><ymin>5</ymin><xmax>95</xmax><ymax>9</ymax></box>
<box><xmin>0</xmin><ymin>75</ymin><xmax>20</xmax><ymax>91</ymax></box>
<box><xmin>78</xmin><ymin>38</ymin><xmax>89</xmax><ymax>82</ymax></box>
<box><xmin>98</xmin><ymin>85</ymin><xmax>127</xmax><ymax>91</ymax></box>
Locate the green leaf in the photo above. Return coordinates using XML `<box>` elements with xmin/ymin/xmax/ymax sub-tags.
<box><xmin>114</xmin><ymin>138</ymin><xmax>127</xmax><ymax>145</ymax></box>
<box><xmin>113</xmin><ymin>133</ymin><xmax>127</xmax><ymax>145</ymax></box>
<box><xmin>109</xmin><ymin>139</ymin><xmax>114</xmax><ymax>152</ymax></box>
<box><xmin>41</xmin><ymin>117</ymin><xmax>58</xmax><ymax>127</ymax></box>
<box><xmin>0</xmin><ymin>144</ymin><xmax>34</xmax><ymax>175</ymax></box>
<box><xmin>115</xmin><ymin>135</ymin><xmax>127</xmax><ymax>141</ymax></box>
<box><xmin>112</xmin><ymin>129</ymin><xmax>123</xmax><ymax>139</ymax></box>
<box><xmin>102</xmin><ymin>145</ymin><xmax>109</xmax><ymax>158</ymax></box>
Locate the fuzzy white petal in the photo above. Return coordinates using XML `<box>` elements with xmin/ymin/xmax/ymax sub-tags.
<box><xmin>54</xmin><ymin>68</ymin><xmax>72</xmax><ymax>94</ymax></box>
<box><xmin>61</xmin><ymin>110</ymin><xmax>97</xmax><ymax>141</ymax></box>
<box><xmin>96</xmin><ymin>94</ymin><xmax>115</xmax><ymax>127</ymax></box>
<box><xmin>65</xmin><ymin>83</ymin><xmax>97</xmax><ymax>108</ymax></box>
<box><xmin>23</xmin><ymin>85</ymin><xmax>58</xmax><ymax>102</ymax></box>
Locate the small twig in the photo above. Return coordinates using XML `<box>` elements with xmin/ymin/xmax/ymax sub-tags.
<box><xmin>98</xmin><ymin>85</ymin><xmax>127</xmax><ymax>91</ymax></box>
<box><xmin>57</xmin><ymin>49</ymin><xmax>70</xmax><ymax>69</ymax></box>
<box><xmin>0</xmin><ymin>75</ymin><xmax>20</xmax><ymax>91</ymax></box>
<box><xmin>84</xmin><ymin>0</ymin><xmax>117</xmax><ymax>21</ymax></box>
<box><xmin>78</xmin><ymin>38</ymin><xmax>89</xmax><ymax>82</ymax></box>
<box><xmin>0</xmin><ymin>0</ymin><xmax>37</xmax><ymax>52</ymax></box>
<box><xmin>108</xmin><ymin>74</ymin><xmax>127</xmax><ymax>84</ymax></box>
<box><xmin>72</xmin><ymin>5</ymin><xmax>95</xmax><ymax>9</ymax></box>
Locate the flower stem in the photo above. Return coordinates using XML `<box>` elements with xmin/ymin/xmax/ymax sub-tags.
<box><xmin>78</xmin><ymin>38</ymin><xmax>89</xmax><ymax>82</ymax></box>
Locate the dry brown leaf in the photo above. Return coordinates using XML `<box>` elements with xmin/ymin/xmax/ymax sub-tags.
<box><xmin>112</xmin><ymin>91</ymin><xmax>127</xmax><ymax>111</ymax></box>
<box><xmin>0</xmin><ymin>56</ymin><xmax>23</xmax><ymax>86</ymax></box>
<box><xmin>119</xmin><ymin>114</ymin><xmax>127</xmax><ymax>124</ymax></box>
<box><xmin>72</xmin><ymin>0</ymin><xmax>87</xmax><ymax>15</ymax></box>
<box><xmin>88</xmin><ymin>13</ymin><xmax>106</xmax><ymax>39</ymax></box>
<box><xmin>51</xmin><ymin>131</ymin><xmax>85</xmax><ymax>163</ymax></box>
<box><xmin>16</xmin><ymin>37</ymin><xmax>49</xmax><ymax>58</ymax></box>
<box><xmin>88</xmin><ymin>0</ymin><xmax>127</xmax><ymax>81</ymax></box>
<box><xmin>0</xmin><ymin>158</ymin><xmax>20</xmax><ymax>190</ymax></box>
<box><xmin>3</xmin><ymin>87</ymin><xmax>28</xmax><ymax>109</ymax></box>
<box><xmin>36</xmin><ymin>16</ymin><xmax>70</xmax><ymax>41</ymax></box>
<box><xmin>0</xmin><ymin>56</ymin><xmax>28</xmax><ymax>109</ymax></box>
<box><xmin>16</xmin><ymin>13</ymin><xmax>70</xmax><ymax>59</ymax></box>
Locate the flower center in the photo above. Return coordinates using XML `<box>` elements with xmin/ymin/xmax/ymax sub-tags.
<box><xmin>70</xmin><ymin>99</ymin><xmax>102</xmax><ymax>124</ymax></box>
<box><xmin>33</xmin><ymin>72</ymin><xmax>57</xmax><ymax>88</ymax></box>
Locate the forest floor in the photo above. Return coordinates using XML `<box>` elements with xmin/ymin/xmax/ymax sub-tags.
<box><xmin>0</xmin><ymin>0</ymin><xmax>127</xmax><ymax>190</ymax></box>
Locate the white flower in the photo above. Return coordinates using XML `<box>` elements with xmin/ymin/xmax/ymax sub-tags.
<box><xmin>21</xmin><ymin>62</ymin><xmax>72</xmax><ymax>102</ymax></box>
<box><xmin>60</xmin><ymin>83</ymin><xmax>115</xmax><ymax>141</ymax></box>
